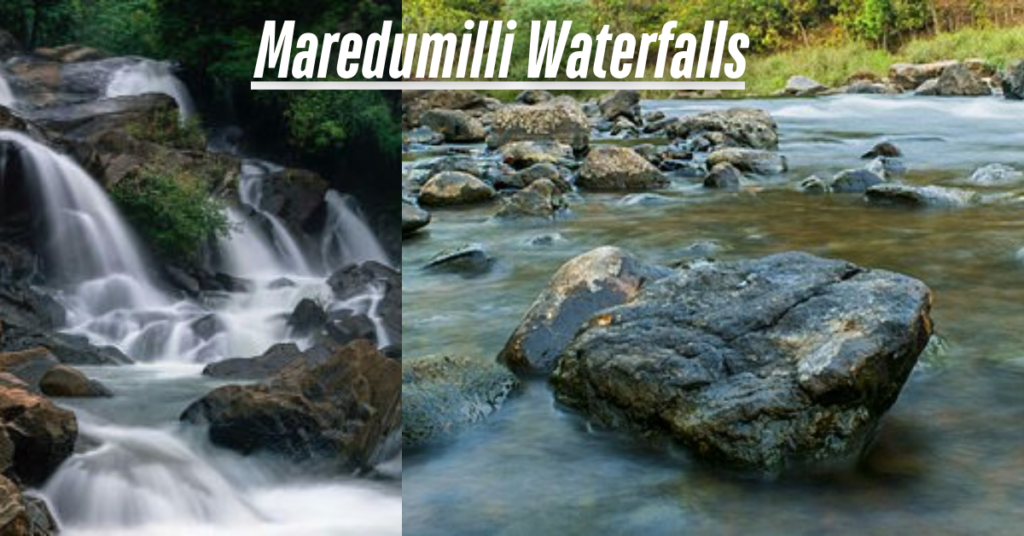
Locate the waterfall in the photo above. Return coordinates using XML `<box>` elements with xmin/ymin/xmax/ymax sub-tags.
<box><xmin>321</xmin><ymin>191</ymin><xmax>390</xmax><ymax>271</ymax></box>
<box><xmin>0</xmin><ymin>72</ymin><xmax>13</xmax><ymax>107</ymax></box>
<box><xmin>105</xmin><ymin>60</ymin><xmax>196</xmax><ymax>121</ymax></box>
<box><xmin>233</xmin><ymin>160</ymin><xmax>315</xmax><ymax>276</ymax></box>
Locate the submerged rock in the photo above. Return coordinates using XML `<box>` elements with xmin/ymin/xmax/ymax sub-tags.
<box><xmin>498</xmin><ymin>247</ymin><xmax>670</xmax><ymax>374</ymax></box>
<box><xmin>577</xmin><ymin>146</ymin><xmax>668</xmax><ymax>191</ymax></box>
<box><xmin>487</xmin><ymin>98</ymin><xmax>590</xmax><ymax>152</ymax></box>
<box><xmin>552</xmin><ymin>252</ymin><xmax>933</xmax><ymax>472</ymax></box>
<box><xmin>964</xmin><ymin>164</ymin><xmax>1024</xmax><ymax>187</ymax></box>
<box><xmin>706</xmin><ymin>148</ymin><xmax>787</xmax><ymax>176</ymax></box>
<box><xmin>403</xmin><ymin>355</ymin><xmax>518</xmax><ymax>448</ymax></box>
<box><xmin>418</xmin><ymin>171</ymin><xmax>496</xmax><ymax>207</ymax></box>
<box><xmin>182</xmin><ymin>340</ymin><xmax>401</xmax><ymax>472</ymax></box>
<box><xmin>865</xmin><ymin>183</ymin><xmax>977</xmax><ymax>208</ymax></box>
<box><xmin>830</xmin><ymin>169</ymin><xmax>885</xmax><ymax>193</ymax></box>
<box><xmin>423</xmin><ymin>243</ymin><xmax>493</xmax><ymax>276</ymax></box>
<box><xmin>703</xmin><ymin>163</ymin><xmax>743</xmax><ymax>190</ymax></box>
<box><xmin>667</xmin><ymin>108</ymin><xmax>779</xmax><ymax>150</ymax></box>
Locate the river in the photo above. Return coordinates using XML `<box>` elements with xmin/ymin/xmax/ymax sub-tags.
<box><xmin>403</xmin><ymin>95</ymin><xmax>1024</xmax><ymax>535</ymax></box>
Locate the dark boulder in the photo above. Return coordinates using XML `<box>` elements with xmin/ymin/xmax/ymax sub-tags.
<box><xmin>287</xmin><ymin>298</ymin><xmax>328</xmax><ymax>338</ymax></box>
<box><xmin>203</xmin><ymin>343</ymin><xmax>305</xmax><ymax>380</ymax></box>
<box><xmin>39</xmin><ymin>364</ymin><xmax>112</xmax><ymax>397</ymax></box>
<box><xmin>423</xmin><ymin>243</ymin><xmax>493</xmax><ymax>277</ymax></box>
<box><xmin>1003</xmin><ymin>60</ymin><xmax>1024</xmax><ymax>100</ymax></box>
<box><xmin>494</xmin><ymin>179</ymin><xmax>567</xmax><ymax>220</ymax></box>
<box><xmin>598</xmin><ymin>90</ymin><xmax>641</xmax><ymax>123</ymax></box>
<box><xmin>703</xmin><ymin>163</ymin><xmax>743</xmax><ymax>190</ymax></box>
<box><xmin>402</xmin><ymin>200</ymin><xmax>431</xmax><ymax>237</ymax></box>
<box><xmin>0</xmin><ymin>386</ymin><xmax>77</xmax><ymax>485</ymax></box>
<box><xmin>552</xmin><ymin>252</ymin><xmax>933</xmax><ymax>472</ymax></box>
<box><xmin>419</xmin><ymin>109</ymin><xmax>486</xmax><ymax>143</ymax></box>
<box><xmin>182</xmin><ymin>340</ymin><xmax>400</xmax><ymax>471</ymax></box>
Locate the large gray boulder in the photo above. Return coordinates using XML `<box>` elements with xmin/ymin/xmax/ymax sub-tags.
<box><xmin>577</xmin><ymin>146</ymin><xmax>668</xmax><ymax>191</ymax></box>
<box><xmin>486</xmin><ymin>98</ymin><xmax>590</xmax><ymax>152</ymax></box>
<box><xmin>419</xmin><ymin>109</ymin><xmax>486</xmax><ymax>143</ymax></box>
<box><xmin>498</xmin><ymin>247</ymin><xmax>670</xmax><ymax>374</ymax></box>
<box><xmin>418</xmin><ymin>171</ymin><xmax>496</xmax><ymax>207</ymax></box>
<box><xmin>706</xmin><ymin>148</ymin><xmax>787</xmax><ymax>176</ymax></box>
<box><xmin>889</xmin><ymin>60</ymin><xmax>958</xmax><ymax>90</ymax></box>
<box><xmin>915</xmin><ymin>63</ymin><xmax>990</xmax><ymax>96</ymax></box>
<box><xmin>667</xmin><ymin>108</ymin><xmax>778</xmax><ymax>150</ymax></box>
<box><xmin>552</xmin><ymin>252</ymin><xmax>933</xmax><ymax>472</ymax></box>
<box><xmin>403</xmin><ymin>355</ymin><xmax>518</xmax><ymax>447</ymax></box>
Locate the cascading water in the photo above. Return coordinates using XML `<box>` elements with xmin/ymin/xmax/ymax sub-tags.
<box><xmin>0</xmin><ymin>72</ymin><xmax>13</xmax><ymax>107</ymax></box>
<box><xmin>105</xmin><ymin>59</ymin><xmax>197</xmax><ymax>121</ymax></box>
<box><xmin>322</xmin><ymin>190</ymin><xmax>390</xmax><ymax>271</ymax></box>
<box><xmin>0</xmin><ymin>70</ymin><xmax>397</xmax><ymax>532</ymax></box>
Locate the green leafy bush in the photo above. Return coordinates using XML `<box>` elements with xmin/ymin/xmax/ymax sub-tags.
<box><xmin>126</xmin><ymin>107</ymin><xmax>206</xmax><ymax>151</ymax></box>
<box><xmin>284</xmin><ymin>91</ymin><xmax>401</xmax><ymax>160</ymax></box>
<box><xmin>0</xmin><ymin>0</ymin><xmax>82</xmax><ymax>48</ymax></box>
<box><xmin>110</xmin><ymin>165</ymin><xmax>230</xmax><ymax>260</ymax></box>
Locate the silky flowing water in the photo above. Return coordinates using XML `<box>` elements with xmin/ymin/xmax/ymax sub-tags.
<box><xmin>403</xmin><ymin>95</ymin><xmax>1024</xmax><ymax>535</ymax></box>
<box><xmin>0</xmin><ymin>65</ymin><xmax>400</xmax><ymax>534</ymax></box>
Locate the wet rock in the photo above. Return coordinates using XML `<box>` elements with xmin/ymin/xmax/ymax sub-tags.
<box><xmin>515</xmin><ymin>90</ymin><xmax>553</xmax><ymax>105</ymax></box>
<box><xmin>1003</xmin><ymin>60</ymin><xmax>1024</xmax><ymax>100</ymax></box>
<box><xmin>862</xmin><ymin>142</ymin><xmax>902</xmax><ymax>159</ymax></box>
<box><xmin>189</xmin><ymin>313</ymin><xmax>223</xmax><ymax>341</ymax></box>
<box><xmin>403</xmin><ymin>90</ymin><xmax>488</xmax><ymax>128</ymax></box>
<box><xmin>0</xmin><ymin>348</ymin><xmax>60</xmax><ymax>390</ymax></box>
<box><xmin>498</xmin><ymin>247</ymin><xmax>671</xmax><ymax>374</ymax></box>
<box><xmin>203</xmin><ymin>343</ymin><xmax>305</xmax><ymax>380</ymax></box>
<box><xmin>599</xmin><ymin>90</ymin><xmax>641</xmax><ymax>124</ymax></box>
<box><xmin>916</xmin><ymin>64</ymin><xmax>990</xmax><ymax>96</ymax></box>
<box><xmin>418</xmin><ymin>171</ymin><xmax>496</xmax><ymax>207</ymax></box>
<box><xmin>422</xmin><ymin>155</ymin><xmax>499</xmax><ymax>180</ymax></box>
<box><xmin>0</xmin><ymin>386</ymin><xmax>77</xmax><ymax>485</ymax></box>
<box><xmin>326</xmin><ymin>311</ymin><xmax>377</xmax><ymax>346</ymax></box>
<box><xmin>830</xmin><ymin>169</ymin><xmax>885</xmax><ymax>193</ymax></box>
<box><xmin>616</xmin><ymin>193</ymin><xmax>674</xmax><ymax>207</ymax></box>
<box><xmin>499</xmin><ymin>140</ymin><xmax>574</xmax><ymax>169</ymax></box>
<box><xmin>424</xmin><ymin>243</ymin><xmax>493</xmax><ymax>276</ymax></box>
<box><xmin>866</xmin><ymin>157</ymin><xmax>907</xmax><ymax>180</ymax></box>
<box><xmin>403</xmin><ymin>355</ymin><xmax>518</xmax><ymax>447</ymax></box>
<box><xmin>494</xmin><ymin>162</ymin><xmax>568</xmax><ymax>191</ymax></box>
<box><xmin>610</xmin><ymin>117</ymin><xmax>639</xmax><ymax>137</ymax></box>
<box><xmin>644</xmin><ymin>110</ymin><xmax>666</xmax><ymax>123</ymax></box>
<box><xmin>913</xmin><ymin>78</ymin><xmax>940</xmax><ymax>96</ymax></box>
<box><xmin>419</xmin><ymin>109</ymin><xmax>486</xmax><ymax>143</ymax></box>
<box><xmin>865</xmin><ymin>183</ymin><xmax>977</xmax><ymax>208</ymax></box>
<box><xmin>39</xmin><ymin>364</ymin><xmax>112</xmax><ymax>397</ymax></box>
<box><xmin>327</xmin><ymin>261</ymin><xmax>400</xmax><ymax>344</ymax></box>
<box><xmin>402</xmin><ymin>200</ymin><xmax>431</xmax><ymax>236</ymax></box>
<box><xmin>706</xmin><ymin>148</ymin><xmax>787</xmax><ymax>176</ymax></box>
<box><xmin>405</xmin><ymin>126</ymin><xmax>444</xmax><ymax>146</ymax></box>
<box><xmin>799</xmin><ymin>175</ymin><xmax>830</xmax><ymax>194</ymax></box>
<box><xmin>183</xmin><ymin>340</ymin><xmax>401</xmax><ymax>472</ymax></box>
<box><xmin>288</xmin><ymin>298</ymin><xmax>328</xmax><ymax>338</ymax></box>
<box><xmin>252</xmin><ymin>167</ymin><xmax>329</xmax><ymax>230</ymax></box>
<box><xmin>486</xmin><ymin>98</ymin><xmax>590</xmax><ymax>152</ymax></box>
<box><xmin>889</xmin><ymin>60</ymin><xmax>958</xmax><ymax>90</ymax></box>
<box><xmin>703</xmin><ymin>162</ymin><xmax>743</xmax><ymax>190</ymax></box>
<box><xmin>781</xmin><ymin>76</ymin><xmax>827</xmax><ymax>97</ymax></box>
<box><xmin>552</xmin><ymin>252</ymin><xmax>933</xmax><ymax>472</ymax></box>
<box><xmin>494</xmin><ymin>179</ymin><xmax>567</xmax><ymax>220</ymax></box>
<box><xmin>964</xmin><ymin>163</ymin><xmax>1024</xmax><ymax>187</ymax></box>
<box><xmin>844</xmin><ymin>82</ymin><xmax>899</xmax><ymax>95</ymax></box>
<box><xmin>578</xmin><ymin>146</ymin><xmax>668</xmax><ymax>191</ymax></box>
<box><xmin>667</xmin><ymin>108</ymin><xmax>778</xmax><ymax>150</ymax></box>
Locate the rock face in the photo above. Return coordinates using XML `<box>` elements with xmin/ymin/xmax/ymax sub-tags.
<box><xmin>182</xmin><ymin>340</ymin><xmax>400</xmax><ymax>472</ymax></box>
<box><xmin>667</xmin><ymin>108</ymin><xmax>779</xmax><ymax>150</ymax></box>
<box><xmin>552</xmin><ymin>252</ymin><xmax>933</xmax><ymax>472</ymax></box>
<box><xmin>418</xmin><ymin>171</ymin><xmax>496</xmax><ymax>206</ymax></box>
<box><xmin>1003</xmin><ymin>60</ymin><xmax>1024</xmax><ymax>100</ymax></box>
<box><xmin>419</xmin><ymin>109</ymin><xmax>486</xmax><ymax>143</ymax></box>
<box><xmin>498</xmin><ymin>247</ymin><xmax>670</xmax><ymax>374</ymax></box>
<box><xmin>486</xmin><ymin>98</ymin><xmax>590</xmax><ymax>152</ymax></box>
<box><xmin>577</xmin><ymin>146</ymin><xmax>668</xmax><ymax>191</ymax></box>
<box><xmin>706</xmin><ymin>148</ymin><xmax>787</xmax><ymax>176</ymax></box>
<box><xmin>403</xmin><ymin>355</ymin><xmax>519</xmax><ymax>447</ymax></box>
<box><xmin>0</xmin><ymin>386</ymin><xmax>77</xmax><ymax>485</ymax></box>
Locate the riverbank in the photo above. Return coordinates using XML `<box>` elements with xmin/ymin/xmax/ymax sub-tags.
<box><xmin>401</xmin><ymin>86</ymin><xmax>1024</xmax><ymax>533</ymax></box>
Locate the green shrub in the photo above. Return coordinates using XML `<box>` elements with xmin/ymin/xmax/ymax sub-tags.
<box><xmin>126</xmin><ymin>107</ymin><xmax>206</xmax><ymax>151</ymax></box>
<box><xmin>283</xmin><ymin>91</ymin><xmax>401</xmax><ymax>160</ymax></box>
<box><xmin>111</xmin><ymin>165</ymin><xmax>230</xmax><ymax>260</ymax></box>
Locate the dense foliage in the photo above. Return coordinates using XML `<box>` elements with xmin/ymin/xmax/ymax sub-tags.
<box><xmin>110</xmin><ymin>165</ymin><xmax>230</xmax><ymax>260</ymax></box>
<box><xmin>405</xmin><ymin>0</ymin><xmax>1024</xmax><ymax>51</ymax></box>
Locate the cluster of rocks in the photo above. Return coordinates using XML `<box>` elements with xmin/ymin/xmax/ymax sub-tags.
<box><xmin>777</xmin><ymin>58</ymin><xmax>1023</xmax><ymax>98</ymax></box>
<box><xmin>402</xmin><ymin>89</ymin><xmax>789</xmax><ymax>244</ymax></box>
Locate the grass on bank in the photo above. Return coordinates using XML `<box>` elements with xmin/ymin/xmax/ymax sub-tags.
<box><xmin>480</xmin><ymin>25</ymin><xmax>1024</xmax><ymax>101</ymax></box>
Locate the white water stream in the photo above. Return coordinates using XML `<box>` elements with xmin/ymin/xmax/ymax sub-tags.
<box><xmin>0</xmin><ymin>67</ymin><xmax>398</xmax><ymax>534</ymax></box>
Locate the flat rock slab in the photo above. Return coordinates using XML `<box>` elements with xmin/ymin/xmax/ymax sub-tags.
<box><xmin>552</xmin><ymin>252</ymin><xmax>932</xmax><ymax>472</ymax></box>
